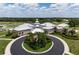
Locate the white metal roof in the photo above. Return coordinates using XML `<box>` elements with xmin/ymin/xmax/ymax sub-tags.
<box><xmin>31</xmin><ymin>28</ymin><xmax>44</xmax><ymax>33</ymax></box>
<box><xmin>14</xmin><ymin>23</ymin><xmax>33</xmax><ymax>31</ymax></box>
<box><xmin>14</xmin><ymin>22</ymin><xmax>57</xmax><ymax>31</ymax></box>
<box><xmin>56</xmin><ymin>26</ymin><xmax>63</xmax><ymax>29</ymax></box>
<box><xmin>41</xmin><ymin>22</ymin><xmax>55</xmax><ymax>30</ymax></box>
<box><xmin>42</xmin><ymin>26</ymin><xmax>54</xmax><ymax>30</ymax></box>
<box><xmin>35</xmin><ymin>24</ymin><xmax>40</xmax><ymax>27</ymax></box>
<box><xmin>57</xmin><ymin>23</ymin><xmax>69</xmax><ymax>27</ymax></box>
<box><xmin>41</xmin><ymin>22</ymin><xmax>56</xmax><ymax>27</ymax></box>
<box><xmin>57</xmin><ymin>23</ymin><xmax>69</xmax><ymax>29</ymax></box>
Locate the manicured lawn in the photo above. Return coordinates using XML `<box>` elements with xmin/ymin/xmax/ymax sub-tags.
<box><xmin>23</xmin><ymin>41</ymin><xmax>52</xmax><ymax>52</ymax></box>
<box><xmin>52</xmin><ymin>21</ymin><xmax>65</xmax><ymax>25</ymax></box>
<box><xmin>3</xmin><ymin>22</ymin><xmax>24</xmax><ymax>29</ymax></box>
<box><xmin>0</xmin><ymin>31</ymin><xmax>12</xmax><ymax>40</ymax></box>
<box><xmin>0</xmin><ymin>38</ymin><xmax>11</xmax><ymax>40</ymax></box>
<box><xmin>69</xmin><ymin>27</ymin><xmax>79</xmax><ymax>30</ymax></box>
<box><xmin>53</xmin><ymin>33</ymin><xmax>79</xmax><ymax>55</ymax></box>
<box><xmin>0</xmin><ymin>22</ymin><xmax>25</xmax><ymax>29</ymax></box>
<box><xmin>0</xmin><ymin>31</ymin><xmax>6</xmax><ymax>35</ymax></box>
<box><xmin>0</xmin><ymin>40</ymin><xmax>11</xmax><ymax>54</ymax></box>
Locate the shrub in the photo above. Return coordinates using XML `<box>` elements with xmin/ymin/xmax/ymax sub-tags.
<box><xmin>5</xmin><ymin>30</ymin><xmax>12</xmax><ymax>36</ymax></box>
<box><xmin>54</xmin><ymin>29</ymin><xmax>79</xmax><ymax>40</ymax></box>
<box><xmin>62</xmin><ymin>28</ymin><xmax>68</xmax><ymax>35</ymax></box>
<box><xmin>24</xmin><ymin>32</ymin><xmax>51</xmax><ymax>50</ymax></box>
<box><xmin>69</xmin><ymin>29</ymin><xmax>76</xmax><ymax>36</ymax></box>
<box><xmin>11</xmin><ymin>32</ymin><xmax>18</xmax><ymax>39</ymax></box>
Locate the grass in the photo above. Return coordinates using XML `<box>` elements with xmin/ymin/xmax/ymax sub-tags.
<box><xmin>0</xmin><ymin>38</ymin><xmax>11</xmax><ymax>40</ymax></box>
<box><xmin>23</xmin><ymin>41</ymin><xmax>52</xmax><ymax>52</ymax></box>
<box><xmin>0</xmin><ymin>31</ymin><xmax>6</xmax><ymax>35</ymax></box>
<box><xmin>0</xmin><ymin>22</ymin><xmax>25</xmax><ymax>29</ymax></box>
<box><xmin>0</xmin><ymin>22</ymin><xmax>24</xmax><ymax>25</ymax></box>
<box><xmin>0</xmin><ymin>31</ymin><xmax>12</xmax><ymax>40</ymax></box>
<box><xmin>3</xmin><ymin>22</ymin><xmax>24</xmax><ymax>29</ymax></box>
<box><xmin>53</xmin><ymin>33</ymin><xmax>79</xmax><ymax>55</ymax></box>
<box><xmin>0</xmin><ymin>40</ymin><xmax>11</xmax><ymax>54</ymax></box>
<box><xmin>69</xmin><ymin>27</ymin><xmax>79</xmax><ymax>30</ymax></box>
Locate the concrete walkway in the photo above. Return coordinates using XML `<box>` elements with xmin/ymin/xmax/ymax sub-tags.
<box><xmin>5</xmin><ymin>35</ymin><xmax>67</xmax><ymax>55</ymax></box>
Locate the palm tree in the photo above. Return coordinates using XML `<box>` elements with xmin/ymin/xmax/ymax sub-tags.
<box><xmin>62</xmin><ymin>28</ymin><xmax>68</xmax><ymax>35</ymax></box>
<box><xmin>69</xmin><ymin>29</ymin><xmax>76</xmax><ymax>36</ymax></box>
<box><xmin>53</xmin><ymin>27</ymin><xmax>57</xmax><ymax>33</ymax></box>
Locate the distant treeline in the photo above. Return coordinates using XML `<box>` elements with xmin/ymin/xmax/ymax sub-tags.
<box><xmin>0</xmin><ymin>17</ymin><xmax>79</xmax><ymax>23</ymax></box>
<box><xmin>0</xmin><ymin>18</ymin><xmax>60</xmax><ymax>23</ymax></box>
<box><xmin>0</xmin><ymin>17</ymin><xmax>79</xmax><ymax>27</ymax></box>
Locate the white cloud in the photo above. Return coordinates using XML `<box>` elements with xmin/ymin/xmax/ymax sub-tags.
<box><xmin>0</xmin><ymin>3</ymin><xmax>79</xmax><ymax>18</ymax></box>
<box><xmin>25</xmin><ymin>3</ymin><xmax>39</xmax><ymax>7</ymax></box>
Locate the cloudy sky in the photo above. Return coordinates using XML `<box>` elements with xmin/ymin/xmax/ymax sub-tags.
<box><xmin>0</xmin><ymin>3</ymin><xmax>79</xmax><ymax>18</ymax></box>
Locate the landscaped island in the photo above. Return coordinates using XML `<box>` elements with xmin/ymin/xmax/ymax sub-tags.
<box><xmin>23</xmin><ymin>32</ymin><xmax>52</xmax><ymax>52</ymax></box>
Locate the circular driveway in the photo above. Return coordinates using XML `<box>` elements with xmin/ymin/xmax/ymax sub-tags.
<box><xmin>10</xmin><ymin>35</ymin><xmax>65</xmax><ymax>55</ymax></box>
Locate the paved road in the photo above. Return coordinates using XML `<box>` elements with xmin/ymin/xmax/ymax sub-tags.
<box><xmin>10</xmin><ymin>36</ymin><xmax>64</xmax><ymax>55</ymax></box>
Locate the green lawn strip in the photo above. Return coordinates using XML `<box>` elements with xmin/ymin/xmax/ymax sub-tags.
<box><xmin>0</xmin><ymin>22</ymin><xmax>24</xmax><ymax>25</ymax></box>
<box><xmin>76</xmin><ymin>32</ymin><xmax>79</xmax><ymax>36</ymax></box>
<box><xmin>69</xmin><ymin>27</ymin><xmax>79</xmax><ymax>30</ymax></box>
<box><xmin>0</xmin><ymin>31</ymin><xmax>6</xmax><ymax>35</ymax></box>
<box><xmin>0</xmin><ymin>40</ymin><xmax>11</xmax><ymax>54</ymax></box>
<box><xmin>0</xmin><ymin>35</ymin><xmax>5</xmax><ymax>37</ymax></box>
<box><xmin>0</xmin><ymin>31</ymin><xmax>12</xmax><ymax>40</ymax></box>
<box><xmin>0</xmin><ymin>35</ymin><xmax>12</xmax><ymax>40</ymax></box>
<box><xmin>23</xmin><ymin>41</ymin><xmax>52</xmax><ymax>52</ymax></box>
<box><xmin>53</xmin><ymin>33</ymin><xmax>79</xmax><ymax>55</ymax></box>
<box><xmin>0</xmin><ymin>22</ymin><xmax>25</xmax><ymax>29</ymax></box>
<box><xmin>52</xmin><ymin>21</ymin><xmax>66</xmax><ymax>25</ymax></box>
<box><xmin>0</xmin><ymin>38</ymin><xmax>11</xmax><ymax>40</ymax></box>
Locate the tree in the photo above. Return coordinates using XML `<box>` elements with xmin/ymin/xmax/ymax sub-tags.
<box><xmin>62</xmin><ymin>28</ymin><xmax>68</xmax><ymax>35</ymax></box>
<box><xmin>53</xmin><ymin>27</ymin><xmax>57</xmax><ymax>33</ymax></box>
<box><xmin>69</xmin><ymin>29</ymin><xmax>76</xmax><ymax>36</ymax></box>
<box><xmin>24</xmin><ymin>32</ymin><xmax>50</xmax><ymax>50</ymax></box>
<box><xmin>5</xmin><ymin>30</ymin><xmax>12</xmax><ymax>36</ymax></box>
<box><xmin>29</xmin><ymin>33</ymin><xmax>34</xmax><ymax>42</ymax></box>
<box><xmin>68</xmin><ymin>19</ymin><xmax>79</xmax><ymax>27</ymax></box>
<box><xmin>11</xmin><ymin>32</ymin><xmax>18</xmax><ymax>39</ymax></box>
<box><xmin>38</xmin><ymin>33</ymin><xmax>47</xmax><ymax>45</ymax></box>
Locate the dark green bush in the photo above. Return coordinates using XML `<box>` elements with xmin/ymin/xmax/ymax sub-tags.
<box><xmin>24</xmin><ymin>32</ymin><xmax>51</xmax><ymax>50</ymax></box>
<box><xmin>5</xmin><ymin>30</ymin><xmax>12</xmax><ymax>36</ymax></box>
<box><xmin>11</xmin><ymin>32</ymin><xmax>18</xmax><ymax>39</ymax></box>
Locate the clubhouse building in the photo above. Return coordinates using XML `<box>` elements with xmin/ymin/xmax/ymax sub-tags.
<box><xmin>14</xmin><ymin>19</ymin><xmax>69</xmax><ymax>36</ymax></box>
